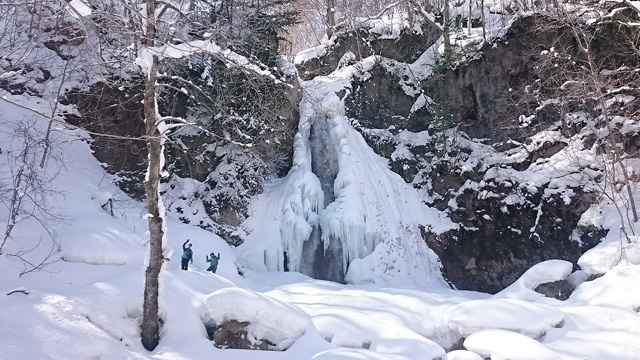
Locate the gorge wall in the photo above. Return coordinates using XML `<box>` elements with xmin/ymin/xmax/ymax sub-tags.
<box><xmin>295</xmin><ymin>7</ymin><xmax>640</xmax><ymax>292</ymax></box>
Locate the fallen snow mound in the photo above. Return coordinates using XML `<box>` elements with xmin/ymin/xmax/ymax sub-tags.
<box><xmin>446</xmin><ymin>350</ymin><xmax>483</xmax><ymax>360</ymax></box>
<box><xmin>448</xmin><ymin>298</ymin><xmax>564</xmax><ymax>338</ymax></box>
<box><xmin>464</xmin><ymin>329</ymin><xmax>563</xmax><ymax>360</ymax></box>
<box><xmin>203</xmin><ymin>287</ymin><xmax>312</xmax><ymax>350</ymax></box>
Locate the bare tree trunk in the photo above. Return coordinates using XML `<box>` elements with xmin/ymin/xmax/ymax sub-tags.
<box><xmin>326</xmin><ymin>0</ymin><xmax>335</xmax><ymax>39</ymax></box>
<box><xmin>0</xmin><ymin>145</ymin><xmax>28</xmax><ymax>254</ymax></box>
<box><xmin>467</xmin><ymin>0</ymin><xmax>472</xmax><ymax>35</ymax></box>
<box><xmin>481</xmin><ymin>0</ymin><xmax>486</xmax><ymax>42</ymax></box>
<box><xmin>408</xmin><ymin>0</ymin><xmax>415</xmax><ymax>29</ymax></box>
<box><xmin>620</xmin><ymin>162</ymin><xmax>639</xmax><ymax>224</ymax></box>
<box><xmin>40</xmin><ymin>60</ymin><xmax>70</xmax><ymax>168</ymax></box>
<box><xmin>141</xmin><ymin>53</ymin><xmax>164</xmax><ymax>351</ymax></box>
<box><xmin>141</xmin><ymin>0</ymin><xmax>164</xmax><ymax>351</ymax></box>
<box><xmin>443</xmin><ymin>0</ymin><xmax>452</xmax><ymax>56</ymax></box>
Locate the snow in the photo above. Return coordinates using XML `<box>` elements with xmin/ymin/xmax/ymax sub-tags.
<box><xmin>67</xmin><ymin>0</ymin><xmax>92</xmax><ymax>18</ymax></box>
<box><xmin>448</xmin><ymin>298</ymin><xmax>565</xmax><ymax>338</ymax></box>
<box><xmin>464</xmin><ymin>329</ymin><xmax>563</xmax><ymax>360</ymax></box>
<box><xmin>295</xmin><ymin>45</ymin><xmax>327</xmax><ymax>65</ymax></box>
<box><xmin>446</xmin><ymin>350</ymin><xmax>483</xmax><ymax>360</ymax></box>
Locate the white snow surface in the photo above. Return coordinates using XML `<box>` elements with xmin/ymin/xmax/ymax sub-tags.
<box><xmin>67</xmin><ymin>0</ymin><xmax>92</xmax><ymax>17</ymax></box>
<box><xmin>448</xmin><ymin>298</ymin><xmax>565</xmax><ymax>338</ymax></box>
<box><xmin>464</xmin><ymin>329</ymin><xmax>563</xmax><ymax>360</ymax></box>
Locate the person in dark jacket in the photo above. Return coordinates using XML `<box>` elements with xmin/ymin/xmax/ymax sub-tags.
<box><xmin>206</xmin><ymin>252</ymin><xmax>221</xmax><ymax>273</ymax></box>
<box><xmin>181</xmin><ymin>240</ymin><xmax>193</xmax><ymax>270</ymax></box>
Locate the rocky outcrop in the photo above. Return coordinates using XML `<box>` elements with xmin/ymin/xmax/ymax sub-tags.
<box><xmin>345</xmin><ymin>62</ymin><xmax>434</xmax><ymax>132</ymax></box>
<box><xmin>63</xmin><ymin>81</ymin><xmax>147</xmax><ymax>199</ymax></box>
<box><xmin>65</xmin><ymin>65</ymin><xmax>299</xmax><ymax>244</ymax></box>
<box><xmin>207</xmin><ymin>320</ymin><xmax>275</xmax><ymax>350</ymax></box>
<box><xmin>423</xmin><ymin>187</ymin><xmax>602</xmax><ymax>293</ymax></box>
<box><xmin>535</xmin><ymin>280</ymin><xmax>573</xmax><ymax>300</ymax></box>
<box><xmin>297</xmin><ymin>17</ymin><xmax>441</xmax><ymax>80</ymax></box>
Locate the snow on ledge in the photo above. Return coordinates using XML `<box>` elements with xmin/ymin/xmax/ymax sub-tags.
<box><xmin>203</xmin><ymin>287</ymin><xmax>312</xmax><ymax>350</ymax></box>
<box><xmin>295</xmin><ymin>45</ymin><xmax>327</xmax><ymax>65</ymax></box>
<box><xmin>68</xmin><ymin>0</ymin><xmax>92</xmax><ymax>17</ymax></box>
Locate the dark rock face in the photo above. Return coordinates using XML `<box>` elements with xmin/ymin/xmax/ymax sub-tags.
<box><xmin>63</xmin><ymin>81</ymin><xmax>148</xmax><ymax>199</ymax></box>
<box><xmin>425</xmin><ymin>14</ymin><xmax>575</xmax><ymax>142</ymax></box>
<box><xmin>207</xmin><ymin>320</ymin><xmax>274</xmax><ymax>350</ymax></box>
<box><xmin>423</xmin><ymin>188</ymin><xmax>601</xmax><ymax>293</ymax></box>
<box><xmin>535</xmin><ymin>280</ymin><xmax>573</xmax><ymax>300</ymax></box>
<box><xmin>297</xmin><ymin>17</ymin><xmax>441</xmax><ymax>80</ymax></box>
<box><xmin>345</xmin><ymin>63</ymin><xmax>434</xmax><ymax>132</ymax></box>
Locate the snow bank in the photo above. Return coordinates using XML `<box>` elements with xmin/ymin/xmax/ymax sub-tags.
<box><xmin>0</xmin><ymin>291</ymin><xmax>146</xmax><ymax>360</ymax></box>
<box><xmin>295</xmin><ymin>45</ymin><xmax>327</xmax><ymax>65</ymax></box>
<box><xmin>464</xmin><ymin>329</ymin><xmax>563</xmax><ymax>360</ymax></box>
<box><xmin>448</xmin><ymin>298</ymin><xmax>564</xmax><ymax>338</ymax></box>
<box><xmin>446</xmin><ymin>350</ymin><xmax>483</xmax><ymax>360</ymax></box>
<box><xmin>58</xmin><ymin>218</ymin><xmax>145</xmax><ymax>265</ymax></box>
<box><xmin>203</xmin><ymin>287</ymin><xmax>312</xmax><ymax>350</ymax></box>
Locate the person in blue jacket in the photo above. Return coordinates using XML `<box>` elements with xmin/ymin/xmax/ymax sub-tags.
<box><xmin>181</xmin><ymin>240</ymin><xmax>193</xmax><ymax>270</ymax></box>
<box><xmin>206</xmin><ymin>252</ymin><xmax>221</xmax><ymax>273</ymax></box>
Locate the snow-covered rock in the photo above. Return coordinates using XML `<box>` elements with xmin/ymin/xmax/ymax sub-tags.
<box><xmin>203</xmin><ymin>287</ymin><xmax>312</xmax><ymax>350</ymax></box>
<box><xmin>496</xmin><ymin>260</ymin><xmax>573</xmax><ymax>300</ymax></box>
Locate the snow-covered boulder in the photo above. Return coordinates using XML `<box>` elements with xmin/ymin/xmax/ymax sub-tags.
<box><xmin>495</xmin><ymin>260</ymin><xmax>573</xmax><ymax>301</ymax></box>
<box><xmin>464</xmin><ymin>329</ymin><xmax>563</xmax><ymax>360</ymax></box>
<box><xmin>203</xmin><ymin>287</ymin><xmax>312</xmax><ymax>350</ymax></box>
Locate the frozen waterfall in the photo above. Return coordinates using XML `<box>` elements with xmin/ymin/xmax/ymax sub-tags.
<box><xmin>236</xmin><ymin>58</ymin><xmax>455</xmax><ymax>287</ymax></box>
<box><xmin>299</xmin><ymin>115</ymin><xmax>344</xmax><ymax>282</ymax></box>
